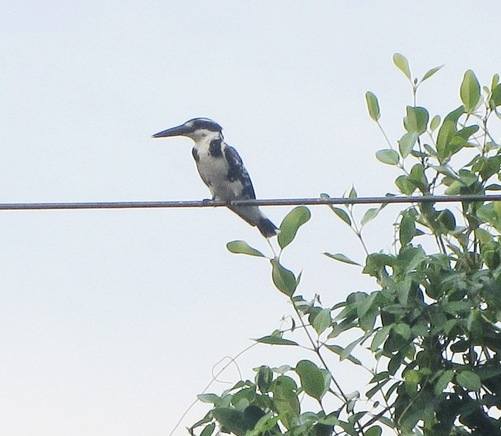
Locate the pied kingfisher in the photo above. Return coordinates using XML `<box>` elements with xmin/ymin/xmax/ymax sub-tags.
<box><xmin>152</xmin><ymin>118</ymin><xmax>278</xmax><ymax>238</ymax></box>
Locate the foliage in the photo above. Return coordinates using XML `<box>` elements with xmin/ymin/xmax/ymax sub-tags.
<box><xmin>189</xmin><ymin>55</ymin><xmax>501</xmax><ymax>435</ymax></box>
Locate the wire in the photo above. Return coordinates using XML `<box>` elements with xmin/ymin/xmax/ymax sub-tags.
<box><xmin>0</xmin><ymin>194</ymin><xmax>499</xmax><ymax>211</ymax></box>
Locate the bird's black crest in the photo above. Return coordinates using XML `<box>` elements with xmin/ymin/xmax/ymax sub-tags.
<box><xmin>209</xmin><ymin>139</ymin><xmax>223</xmax><ymax>157</ymax></box>
<box><xmin>191</xmin><ymin>147</ymin><xmax>200</xmax><ymax>162</ymax></box>
<box><xmin>187</xmin><ymin>118</ymin><xmax>222</xmax><ymax>132</ymax></box>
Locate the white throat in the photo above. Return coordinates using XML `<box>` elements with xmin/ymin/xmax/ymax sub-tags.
<box><xmin>190</xmin><ymin>130</ymin><xmax>223</xmax><ymax>148</ymax></box>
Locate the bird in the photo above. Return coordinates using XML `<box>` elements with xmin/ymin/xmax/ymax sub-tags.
<box><xmin>152</xmin><ymin>117</ymin><xmax>278</xmax><ymax>238</ymax></box>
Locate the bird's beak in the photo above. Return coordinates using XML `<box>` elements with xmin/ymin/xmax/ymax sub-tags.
<box><xmin>152</xmin><ymin>124</ymin><xmax>191</xmax><ymax>138</ymax></box>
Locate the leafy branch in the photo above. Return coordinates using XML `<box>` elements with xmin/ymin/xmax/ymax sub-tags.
<box><xmin>189</xmin><ymin>54</ymin><xmax>501</xmax><ymax>435</ymax></box>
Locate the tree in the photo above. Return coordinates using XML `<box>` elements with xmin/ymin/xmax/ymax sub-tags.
<box><xmin>188</xmin><ymin>54</ymin><xmax>501</xmax><ymax>435</ymax></box>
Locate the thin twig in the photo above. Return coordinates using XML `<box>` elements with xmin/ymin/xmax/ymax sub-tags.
<box><xmin>170</xmin><ymin>342</ymin><xmax>258</xmax><ymax>436</ymax></box>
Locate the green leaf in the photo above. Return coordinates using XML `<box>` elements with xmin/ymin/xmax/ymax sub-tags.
<box><xmin>457</xmin><ymin>124</ymin><xmax>479</xmax><ymax>142</ymax></box>
<box><xmin>436</xmin><ymin>120</ymin><xmax>457</xmax><ymax>161</ymax></box>
<box><xmin>376</xmin><ymin>149</ymin><xmax>400</xmax><ymax>165</ymax></box>
<box><xmin>232</xmin><ymin>388</ymin><xmax>256</xmax><ymax>408</ymax></box>
<box><xmin>278</xmin><ymin>206</ymin><xmax>311</xmax><ymax>249</ymax></box>
<box><xmin>456</xmin><ymin>370</ymin><xmax>481</xmax><ymax>391</ymax></box>
<box><xmin>363</xmin><ymin>253</ymin><xmax>396</xmax><ymax>277</ymax></box>
<box><xmin>439</xmin><ymin>124</ymin><xmax>478</xmax><ymax>160</ymax></box>
<box><xmin>434</xmin><ymin>370</ymin><xmax>454</xmax><ymax>395</ymax></box>
<box><xmin>329</xmin><ymin>207</ymin><xmax>352</xmax><ymax>226</ymax></box>
<box><xmin>450</xmin><ymin>340</ymin><xmax>469</xmax><ymax>353</ymax></box>
<box><xmin>490</xmin><ymin>84</ymin><xmax>501</xmax><ymax>107</ymax></box>
<box><xmin>444</xmin><ymin>105</ymin><xmax>466</xmax><ymax>124</ymax></box>
<box><xmin>197</xmin><ymin>393</ymin><xmax>220</xmax><ymax>404</ymax></box>
<box><xmin>200</xmin><ymin>423</ymin><xmax>216</xmax><ymax>436</ymax></box>
<box><xmin>324</xmin><ymin>252</ymin><xmax>360</xmax><ymax>266</ymax></box>
<box><xmin>213</xmin><ymin>408</ymin><xmax>248</xmax><ymax>435</ymax></box>
<box><xmin>432</xmin><ymin>165</ymin><xmax>458</xmax><ymax>179</ymax></box>
<box><xmin>422</xmin><ymin>65</ymin><xmax>444</xmax><ymax>82</ymax></box>
<box><xmin>401</xmin><ymin>245</ymin><xmax>426</xmax><ymax>273</ymax></box>
<box><xmin>247</xmin><ymin>413</ymin><xmax>279</xmax><ymax>435</ymax></box>
<box><xmin>365</xmin><ymin>91</ymin><xmax>381</xmax><ymax>121</ymax></box>
<box><xmin>365</xmin><ymin>425</ymin><xmax>383</xmax><ymax>436</ymax></box>
<box><xmin>495</xmin><ymin>201</ymin><xmax>501</xmax><ymax>218</ymax></box>
<box><xmin>396</xmin><ymin>278</ymin><xmax>412</xmax><ymax>306</ymax></box>
<box><xmin>348</xmin><ymin>185</ymin><xmax>357</xmax><ymax>199</ymax></box>
<box><xmin>436</xmin><ymin>209</ymin><xmax>456</xmax><ymax>232</ymax></box>
<box><xmin>436</xmin><ymin>106</ymin><xmax>465</xmax><ymax>161</ymax></box>
<box><xmin>312</xmin><ymin>309</ymin><xmax>332</xmax><ymax>335</ymax></box>
<box><xmin>442</xmin><ymin>300</ymin><xmax>471</xmax><ymax>315</ymax></box>
<box><xmin>475</xmin><ymin>227</ymin><xmax>493</xmax><ymax>244</ymax></box>
<box><xmin>492</xmin><ymin>73</ymin><xmax>499</xmax><ymax>90</ymax></box>
<box><xmin>475</xmin><ymin>155</ymin><xmax>501</xmax><ymax>180</ymax></box>
<box><xmin>399</xmin><ymin>211</ymin><xmax>416</xmax><ymax>246</ymax></box>
<box><xmin>370</xmin><ymin>371</ymin><xmax>390</xmax><ymax>384</ymax></box>
<box><xmin>412</xmin><ymin>322</ymin><xmax>428</xmax><ymax>337</ymax></box>
<box><xmin>460</xmin><ymin>70</ymin><xmax>481</xmax><ymax>113</ymax></box>
<box><xmin>444</xmin><ymin>180</ymin><xmax>462</xmax><ymax>195</ymax></box>
<box><xmin>393</xmin><ymin>53</ymin><xmax>411</xmax><ymax>80</ymax></box>
<box><xmin>361</xmin><ymin>207</ymin><xmax>379</xmax><ymax>226</ymax></box>
<box><xmin>273</xmin><ymin>365</ymin><xmax>292</xmax><ymax>375</ymax></box>
<box><xmin>404</xmin><ymin>369</ymin><xmax>420</xmax><ymax>393</ymax></box>
<box><xmin>325</xmin><ymin>344</ymin><xmax>362</xmax><ymax>366</ymax></box>
<box><xmin>321</xmin><ymin>195</ymin><xmax>352</xmax><ymax>226</ymax></box>
<box><xmin>357</xmin><ymin>292</ymin><xmax>377</xmax><ymax>319</ymax></box>
<box><xmin>430</xmin><ymin>115</ymin><xmax>441</xmax><ymax>132</ymax></box>
<box><xmin>443</xmin><ymin>319</ymin><xmax>459</xmax><ymax>335</ymax></box>
<box><xmin>255</xmin><ymin>335</ymin><xmax>299</xmax><ymax>346</ymax></box>
<box><xmin>408</xmin><ymin>163</ymin><xmax>428</xmax><ymax>192</ymax></box>
<box><xmin>340</xmin><ymin>335</ymin><xmax>366</xmax><ymax>360</ymax></box>
<box><xmin>398</xmin><ymin>132</ymin><xmax>418</xmax><ymax>158</ymax></box>
<box><xmin>404</xmin><ymin>106</ymin><xmax>429</xmax><ymax>135</ymax></box>
<box><xmin>467</xmin><ymin>309</ymin><xmax>482</xmax><ymax>338</ymax></box>
<box><xmin>227</xmin><ymin>240</ymin><xmax>265</xmax><ymax>257</ymax></box>
<box><xmin>256</xmin><ymin>366</ymin><xmax>274</xmax><ymax>393</ymax></box>
<box><xmin>423</xmin><ymin>144</ymin><xmax>436</xmax><ymax>156</ymax></box>
<box><xmin>360</xmin><ymin>307</ymin><xmax>377</xmax><ymax>332</ymax></box>
<box><xmin>395</xmin><ymin>175</ymin><xmax>416</xmax><ymax>195</ymax></box>
<box><xmin>271</xmin><ymin>260</ymin><xmax>297</xmax><ymax>297</ymax></box>
<box><xmin>393</xmin><ymin>323</ymin><xmax>411</xmax><ymax>341</ymax></box>
<box><xmin>388</xmin><ymin>353</ymin><xmax>404</xmax><ymax>376</ymax></box>
<box><xmin>295</xmin><ymin>360</ymin><xmax>328</xmax><ymax>401</ymax></box>
<box><xmin>477</xmin><ymin>203</ymin><xmax>501</xmax><ymax>229</ymax></box>
<box><xmin>272</xmin><ymin>376</ymin><xmax>300</xmax><ymax>429</ymax></box>
<box><xmin>318</xmin><ymin>413</ymin><xmax>340</xmax><ymax>425</ymax></box>
<box><xmin>371</xmin><ymin>325</ymin><xmax>393</xmax><ymax>351</ymax></box>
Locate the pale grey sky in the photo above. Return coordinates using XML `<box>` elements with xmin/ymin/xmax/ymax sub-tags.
<box><xmin>1</xmin><ymin>1</ymin><xmax>499</xmax><ymax>435</ymax></box>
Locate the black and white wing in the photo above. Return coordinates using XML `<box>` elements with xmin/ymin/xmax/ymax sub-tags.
<box><xmin>224</xmin><ymin>145</ymin><xmax>256</xmax><ymax>199</ymax></box>
<box><xmin>223</xmin><ymin>144</ymin><xmax>277</xmax><ymax>237</ymax></box>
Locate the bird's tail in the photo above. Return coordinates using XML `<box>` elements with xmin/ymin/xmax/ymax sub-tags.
<box><xmin>228</xmin><ymin>205</ymin><xmax>278</xmax><ymax>238</ymax></box>
<box><xmin>257</xmin><ymin>217</ymin><xmax>278</xmax><ymax>238</ymax></box>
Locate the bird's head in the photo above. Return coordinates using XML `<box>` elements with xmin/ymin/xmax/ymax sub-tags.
<box><xmin>152</xmin><ymin>118</ymin><xmax>223</xmax><ymax>143</ymax></box>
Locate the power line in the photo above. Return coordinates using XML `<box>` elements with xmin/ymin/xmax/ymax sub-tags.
<box><xmin>0</xmin><ymin>194</ymin><xmax>499</xmax><ymax>211</ymax></box>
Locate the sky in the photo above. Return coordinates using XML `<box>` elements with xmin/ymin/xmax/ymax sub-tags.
<box><xmin>0</xmin><ymin>1</ymin><xmax>499</xmax><ymax>435</ymax></box>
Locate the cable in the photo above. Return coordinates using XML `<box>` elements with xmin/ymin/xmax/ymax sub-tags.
<box><xmin>0</xmin><ymin>194</ymin><xmax>499</xmax><ymax>211</ymax></box>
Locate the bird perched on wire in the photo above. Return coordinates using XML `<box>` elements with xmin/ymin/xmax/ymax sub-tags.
<box><xmin>152</xmin><ymin>118</ymin><xmax>278</xmax><ymax>238</ymax></box>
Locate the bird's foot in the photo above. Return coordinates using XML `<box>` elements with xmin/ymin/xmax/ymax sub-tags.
<box><xmin>202</xmin><ymin>198</ymin><xmax>214</xmax><ymax>206</ymax></box>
